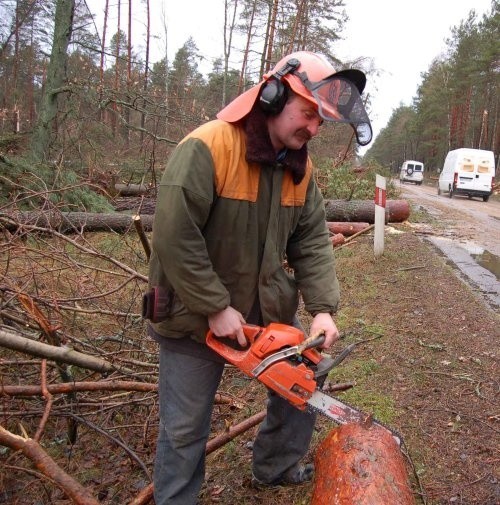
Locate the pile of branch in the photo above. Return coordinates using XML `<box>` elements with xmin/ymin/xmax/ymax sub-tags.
<box><xmin>0</xmin><ymin>197</ymin><xmax>410</xmax><ymax>503</ymax></box>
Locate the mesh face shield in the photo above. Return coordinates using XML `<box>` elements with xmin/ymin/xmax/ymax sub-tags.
<box><xmin>292</xmin><ymin>71</ymin><xmax>373</xmax><ymax>146</ymax></box>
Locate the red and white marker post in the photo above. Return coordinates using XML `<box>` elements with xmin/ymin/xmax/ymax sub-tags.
<box><xmin>374</xmin><ymin>175</ymin><xmax>386</xmax><ymax>257</ymax></box>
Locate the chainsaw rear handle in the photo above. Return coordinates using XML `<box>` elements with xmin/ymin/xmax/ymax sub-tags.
<box><xmin>205</xmin><ymin>324</ymin><xmax>265</xmax><ymax>370</ymax></box>
<box><xmin>206</xmin><ymin>323</ymin><xmax>324</xmax><ymax>374</ymax></box>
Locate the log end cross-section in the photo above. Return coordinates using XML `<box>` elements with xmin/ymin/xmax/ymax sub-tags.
<box><xmin>312</xmin><ymin>422</ymin><xmax>415</xmax><ymax>505</ymax></box>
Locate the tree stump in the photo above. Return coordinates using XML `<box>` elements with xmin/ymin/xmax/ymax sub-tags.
<box><xmin>312</xmin><ymin>422</ymin><xmax>414</xmax><ymax>505</ymax></box>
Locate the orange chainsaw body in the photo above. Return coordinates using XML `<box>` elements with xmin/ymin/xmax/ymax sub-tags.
<box><xmin>206</xmin><ymin>323</ymin><xmax>323</xmax><ymax>409</ymax></box>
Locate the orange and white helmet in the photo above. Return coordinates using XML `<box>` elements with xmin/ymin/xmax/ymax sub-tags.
<box><xmin>217</xmin><ymin>51</ymin><xmax>372</xmax><ymax>146</ymax></box>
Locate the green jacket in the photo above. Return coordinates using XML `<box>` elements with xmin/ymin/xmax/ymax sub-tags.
<box><xmin>148</xmin><ymin>111</ymin><xmax>339</xmax><ymax>342</ymax></box>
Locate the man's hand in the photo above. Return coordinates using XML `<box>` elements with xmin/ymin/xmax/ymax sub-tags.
<box><xmin>208</xmin><ymin>306</ymin><xmax>247</xmax><ymax>346</ymax></box>
<box><xmin>309</xmin><ymin>313</ymin><xmax>339</xmax><ymax>348</ymax></box>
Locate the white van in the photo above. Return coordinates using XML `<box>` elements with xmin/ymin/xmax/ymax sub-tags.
<box><xmin>399</xmin><ymin>160</ymin><xmax>424</xmax><ymax>185</ymax></box>
<box><xmin>437</xmin><ymin>148</ymin><xmax>495</xmax><ymax>202</ymax></box>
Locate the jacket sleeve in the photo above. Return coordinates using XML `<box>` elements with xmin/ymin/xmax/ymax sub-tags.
<box><xmin>286</xmin><ymin>176</ymin><xmax>340</xmax><ymax>316</ymax></box>
<box><xmin>150</xmin><ymin>138</ymin><xmax>231</xmax><ymax>315</ymax></box>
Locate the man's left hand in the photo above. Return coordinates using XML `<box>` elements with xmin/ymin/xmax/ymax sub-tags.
<box><xmin>309</xmin><ymin>313</ymin><xmax>339</xmax><ymax>348</ymax></box>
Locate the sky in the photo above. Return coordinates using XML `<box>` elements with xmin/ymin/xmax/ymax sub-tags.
<box><xmin>86</xmin><ymin>0</ymin><xmax>494</xmax><ymax>151</ymax></box>
<box><xmin>334</xmin><ymin>0</ymin><xmax>494</xmax><ymax>152</ymax></box>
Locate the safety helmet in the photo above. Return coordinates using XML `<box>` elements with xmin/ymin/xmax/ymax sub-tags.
<box><xmin>217</xmin><ymin>51</ymin><xmax>372</xmax><ymax>146</ymax></box>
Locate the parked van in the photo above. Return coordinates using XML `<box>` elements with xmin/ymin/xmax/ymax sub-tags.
<box><xmin>437</xmin><ymin>148</ymin><xmax>495</xmax><ymax>202</ymax></box>
<box><xmin>399</xmin><ymin>160</ymin><xmax>424</xmax><ymax>185</ymax></box>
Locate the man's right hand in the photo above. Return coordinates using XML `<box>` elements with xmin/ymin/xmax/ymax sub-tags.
<box><xmin>208</xmin><ymin>306</ymin><xmax>247</xmax><ymax>347</ymax></box>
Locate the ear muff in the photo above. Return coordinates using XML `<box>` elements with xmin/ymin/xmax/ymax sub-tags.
<box><xmin>259</xmin><ymin>58</ymin><xmax>301</xmax><ymax>115</ymax></box>
<box><xmin>259</xmin><ymin>78</ymin><xmax>287</xmax><ymax>115</ymax></box>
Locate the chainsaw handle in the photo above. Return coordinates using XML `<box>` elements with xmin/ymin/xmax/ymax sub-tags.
<box><xmin>298</xmin><ymin>334</ymin><xmax>325</xmax><ymax>353</ymax></box>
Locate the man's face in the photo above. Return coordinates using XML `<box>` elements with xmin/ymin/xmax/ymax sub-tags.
<box><xmin>267</xmin><ymin>95</ymin><xmax>323</xmax><ymax>152</ymax></box>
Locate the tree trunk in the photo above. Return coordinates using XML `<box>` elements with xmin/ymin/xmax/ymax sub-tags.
<box><xmin>223</xmin><ymin>0</ymin><xmax>238</xmax><ymax>106</ymax></box>
<box><xmin>124</xmin><ymin>0</ymin><xmax>132</xmax><ymax>149</ymax></box>
<box><xmin>3</xmin><ymin>199</ymin><xmax>409</xmax><ymax>235</ymax></box>
<box><xmin>3</xmin><ymin>210</ymin><xmax>154</xmax><ymax>233</ymax></box>
<box><xmin>112</xmin><ymin>0</ymin><xmax>121</xmax><ymax>137</ymax></box>
<box><xmin>264</xmin><ymin>0</ymin><xmax>278</xmax><ymax>72</ymax></box>
<box><xmin>30</xmin><ymin>0</ymin><xmax>75</xmax><ymax>161</ymax></box>
<box><xmin>312</xmin><ymin>422</ymin><xmax>414</xmax><ymax>505</ymax></box>
<box><xmin>98</xmin><ymin>0</ymin><xmax>109</xmax><ymax>122</ymax></box>
<box><xmin>238</xmin><ymin>0</ymin><xmax>257</xmax><ymax>94</ymax></box>
<box><xmin>140</xmin><ymin>0</ymin><xmax>150</xmax><ymax>143</ymax></box>
<box><xmin>324</xmin><ymin>199</ymin><xmax>410</xmax><ymax>224</ymax></box>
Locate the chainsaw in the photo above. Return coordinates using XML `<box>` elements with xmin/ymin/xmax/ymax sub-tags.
<box><xmin>206</xmin><ymin>322</ymin><xmax>401</xmax><ymax>446</ymax></box>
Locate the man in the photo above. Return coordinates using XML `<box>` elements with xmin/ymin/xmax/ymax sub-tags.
<box><xmin>145</xmin><ymin>51</ymin><xmax>372</xmax><ymax>504</ymax></box>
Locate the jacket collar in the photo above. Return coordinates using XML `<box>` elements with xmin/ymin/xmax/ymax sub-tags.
<box><xmin>243</xmin><ymin>105</ymin><xmax>308</xmax><ymax>185</ymax></box>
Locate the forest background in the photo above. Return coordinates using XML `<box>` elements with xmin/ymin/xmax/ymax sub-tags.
<box><xmin>0</xmin><ymin>0</ymin><xmax>498</xmax><ymax>210</ymax></box>
<box><xmin>0</xmin><ymin>1</ymin><xmax>499</xmax><ymax>504</ymax></box>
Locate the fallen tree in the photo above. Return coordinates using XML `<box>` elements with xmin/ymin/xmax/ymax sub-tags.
<box><xmin>114</xmin><ymin>183</ymin><xmax>149</xmax><ymax>196</ymax></box>
<box><xmin>0</xmin><ymin>327</ymin><xmax>135</xmax><ymax>375</ymax></box>
<box><xmin>0</xmin><ymin>426</ymin><xmax>100</xmax><ymax>505</ymax></box>
<box><xmin>1</xmin><ymin>199</ymin><xmax>410</xmax><ymax>234</ymax></box>
<box><xmin>1</xmin><ymin>210</ymin><xmax>154</xmax><ymax>234</ymax></box>
<box><xmin>0</xmin><ymin>381</ymin><xmax>234</xmax><ymax>407</ymax></box>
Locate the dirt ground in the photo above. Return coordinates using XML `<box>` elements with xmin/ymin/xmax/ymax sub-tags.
<box><xmin>199</xmin><ymin>229</ymin><xmax>499</xmax><ymax>505</ymax></box>
<box><xmin>399</xmin><ymin>181</ymin><xmax>500</xmax><ymax>256</ymax></box>
<box><xmin>1</xmin><ymin>211</ymin><xmax>499</xmax><ymax>505</ymax></box>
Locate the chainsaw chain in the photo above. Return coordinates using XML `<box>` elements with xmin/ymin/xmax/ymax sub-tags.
<box><xmin>307</xmin><ymin>388</ymin><xmax>405</xmax><ymax>447</ymax></box>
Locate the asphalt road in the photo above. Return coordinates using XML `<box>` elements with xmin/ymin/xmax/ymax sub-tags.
<box><xmin>397</xmin><ymin>180</ymin><xmax>500</xmax><ymax>310</ymax></box>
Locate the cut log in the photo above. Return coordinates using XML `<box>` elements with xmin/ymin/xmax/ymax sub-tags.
<box><xmin>327</xmin><ymin>222</ymin><xmax>370</xmax><ymax>236</ymax></box>
<box><xmin>312</xmin><ymin>422</ymin><xmax>414</xmax><ymax>505</ymax></box>
<box><xmin>330</xmin><ymin>233</ymin><xmax>345</xmax><ymax>247</ymax></box>
<box><xmin>324</xmin><ymin>199</ymin><xmax>410</xmax><ymax>223</ymax></box>
<box><xmin>114</xmin><ymin>183</ymin><xmax>149</xmax><ymax>196</ymax></box>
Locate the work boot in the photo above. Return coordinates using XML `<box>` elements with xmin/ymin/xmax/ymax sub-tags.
<box><xmin>251</xmin><ymin>463</ymin><xmax>314</xmax><ymax>488</ymax></box>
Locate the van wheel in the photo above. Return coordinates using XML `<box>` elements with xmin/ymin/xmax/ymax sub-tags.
<box><xmin>483</xmin><ymin>195</ymin><xmax>490</xmax><ymax>202</ymax></box>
